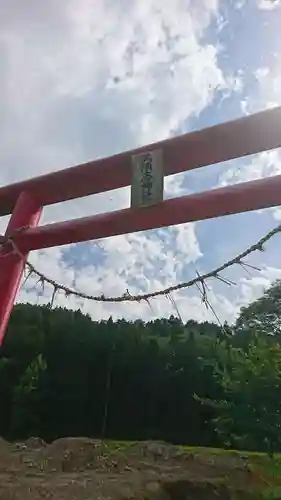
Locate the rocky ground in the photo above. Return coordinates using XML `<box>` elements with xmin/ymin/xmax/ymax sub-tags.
<box><xmin>0</xmin><ymin>437</ymin><xmax>279</xmax><ymax>499</ymax></box>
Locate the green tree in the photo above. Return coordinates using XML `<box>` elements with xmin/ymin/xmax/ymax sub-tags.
<box><xmin>236</xmin><ymin>280</ymin><xmax>281</xmax><ymax>337</ymax></box>
<box><xmin>7</xmin><ymin>295</ymin><xmax>281</xmax><ymax>451</ymax></box>
<box><xmin>198</xmin><ymin>336</ymin><xmax>281</xmax><ymax>454</ymax></box>
<box><xmin>9</xmin><ymin>354</ymin><xmax>47</xmax><ymax>438</ymax></box>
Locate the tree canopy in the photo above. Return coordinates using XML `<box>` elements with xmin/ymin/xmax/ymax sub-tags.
<box><xmin>1</xmin><ymin>280</ymin><xmax>281</xmax><ymax>452</ymax></box>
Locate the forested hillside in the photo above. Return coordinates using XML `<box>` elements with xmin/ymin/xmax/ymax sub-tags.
<box><xmin>1</xmin><ymin>280</ymin><xmax>281</xmax><ymax>454</ymax></box>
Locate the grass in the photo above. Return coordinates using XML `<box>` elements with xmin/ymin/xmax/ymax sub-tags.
<box><xmin>73</xmin><ymin>439</ymin><xmax>281</xmax><ymax>498</ymax></box>
<box><xmin>106</xmin><ymin>441</ymin><xmax>281</xmax><ymax>498</ymax></box>
<box><xmin>178</xmin><ymin>444</ymin><xmax>269</xmax><ymax>458</ymax></box>
<box><xmin>179</xmin><ymin>446</ymin><xmax>281</xmax><ymax>499</ymax></box>
<box><xmin>104</xmin><ymin>439</ymin><xmax>138</xmax><ymax>451</ymax></box>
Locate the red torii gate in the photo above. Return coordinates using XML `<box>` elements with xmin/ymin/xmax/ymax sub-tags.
<box><xmin>0</xmin><ymin>106</ymin><xmax>281</xmax><ymax>345</ymax></box>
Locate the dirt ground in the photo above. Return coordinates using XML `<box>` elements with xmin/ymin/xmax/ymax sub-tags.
<box><xmin>0</xmin><ymin>437</ymin><xmax>276</xmax><ymax>499</ymax></box>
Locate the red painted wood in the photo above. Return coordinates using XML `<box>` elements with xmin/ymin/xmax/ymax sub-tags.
<box><xmin>0</xmin><ymin>106</ymin><xmax>280</xmax><ymax>217</ymax></box>
<box><xmin>0</xmin><ymin>193</ymin><xmax>42</xmax><ymax>345</ymax></box>
<box><xmin>13</xmin><ymin>174</ymin><xmax>281</xmax><ymax>253</ymax></box>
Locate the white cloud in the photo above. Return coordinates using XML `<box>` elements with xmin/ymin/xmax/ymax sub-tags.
<box><xmin>237</xmin><ymin>266</ymin><xmax>281</xmax><ymax>312</ymax></box>
<box><xmin>0</xmin><ymin>0</ymin><xmax>253</xmax><ymax>327</ymax></box>
<box><xmin>218</xmin><ymin>56</ymin><xmax>281</xmax><ymax>216</ymax></box>
<box><xmin>0</xmin><ymin>0</ymin><xmax>232</xmax><ymax>222</ymax></box>
<box><xmin>272</xmin><ymin>208</ymin><xmax>281</xmax><ymax>221</ymax></box>
<box><xmin>254</xmin><ymin>62</ymin><xmax>281</xmax><ymax>109</ymax></box>
<box><xmin>218</xmin><ymin>149</ymin><xmax>281</xmax><ymax>187</ymax></box>
<box><xmin>0</xmin><ymin>0</ymin><xmax>229</xmax><ymax>182</ymax></box>
<box><xmin>234</xmin><ymin>0</ymin><xmax>247</xmax><ymax>8</ymax></box>
<box><xmin>258</xmin><ymin>0</ymin><xmax>281</xmax><ymax>10</ymax></box>
<box><xmin>21</xmin><ymin>221</ymin><xmax>203</xmax><ymax>320</ymax></box>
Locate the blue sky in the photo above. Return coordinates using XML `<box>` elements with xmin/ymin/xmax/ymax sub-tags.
<box><xmin>0</xmin><ymin>0</ymin><xmax>281</xmax><ymax>324</ymax></box>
